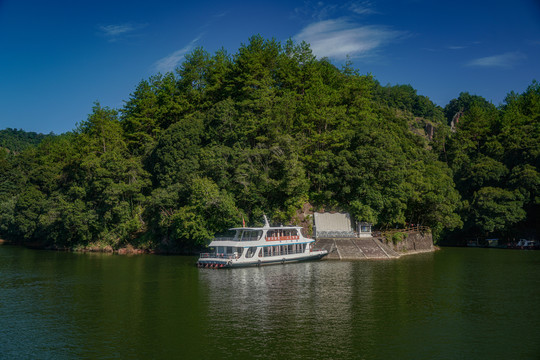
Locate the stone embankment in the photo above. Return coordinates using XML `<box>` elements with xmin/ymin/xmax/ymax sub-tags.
<box><xmin>314</xmin><ymin>231</ymin><xmax>434</xmax><ymax>260</ymax></box>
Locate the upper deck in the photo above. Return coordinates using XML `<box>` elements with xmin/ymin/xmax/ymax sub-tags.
<box><xmin>211</xmin><ymin>226</ymin><xmax>308</xmax><ymax>243</ymax></box>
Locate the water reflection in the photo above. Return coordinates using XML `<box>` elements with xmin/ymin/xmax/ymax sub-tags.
<box><xmin>198</xmin><ymin>251</ymin><xmax>540</xmax><ymax>359</ymax></box>
<box><xmin>199</xmin><ymin>261</ymin><xmax>377</xmax><ymax>358</ymax></box>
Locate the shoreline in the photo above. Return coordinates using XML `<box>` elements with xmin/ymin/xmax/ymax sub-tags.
<box><xmin>0</xmin><ymin>239</ymin><xmax>199</xmax><ymax>256</ymax></box>
<box><xmin>1</xmin><ymin>234</ymin><xmax>438</xmax><ymax>259</ymax></box>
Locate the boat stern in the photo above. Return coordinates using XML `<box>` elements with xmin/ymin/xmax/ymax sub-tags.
<box><xmin>197</xmin><ymin>259</ymin><xmax>230</xmax><ymax>268</ymax></box>
<box><xmin>197</xmin><ymin>253</ymin><xmax>234</xmax><ymax>268</ymax></box>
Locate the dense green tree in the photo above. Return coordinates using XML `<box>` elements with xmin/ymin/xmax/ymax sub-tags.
<box><xmin>471</xmin><ymin>187</ymin><xmax>526</xmax><ymax>234</ymax></box>
<box><xmin>148</xmin><ymin>115</ymin><xmax>204</xmax><ymax>188</ymax></box>
<box><xmin>0</xmin><ymin>128</ymin><xmax>55</xmax><ymax>153</ymax></box>
<box><xmin>444</xmin><ymin>82</ymin><xmax>539</xmax><ymax>238</ymax></box>
<box><xmin>1</xmin><ymin>37</ymin><xmax>538</xmax><ymax>250</ymax></box>
<box><xmin>444</xmin><ymin>92</ymin><xmax>496</xmax><ymax>125</ymax></box>
<box><xmin>149</xmin><ymin>178</ymin><xmax>239</xmax><ymax>251</ymax></box>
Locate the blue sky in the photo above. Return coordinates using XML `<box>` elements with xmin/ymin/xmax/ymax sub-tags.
<box><xmin>1</xmin><ymin>0</ymin><xmax>539</xmax><ymax>134</ymax></box>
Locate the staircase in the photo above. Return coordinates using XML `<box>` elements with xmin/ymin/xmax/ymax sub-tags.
<box><xmin>315</xmin><ymin>237</ymin><xmax>400</xmax><ymax>260</ymax></box>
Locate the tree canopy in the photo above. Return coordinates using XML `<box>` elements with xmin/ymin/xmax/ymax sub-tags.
<box><xmin>0</xmin><ymin>36</ymin><xmax>537</xmax><ymax>251</ymax></box>
<box><xmin>443</xmin><ymin>82</ymin><xmax>539</xmax><ymax>240</ymax></box>
<box><xmin>0</xmin><ymin>128</ymin><xmax>55</xmax><ymax>153</ymax></box>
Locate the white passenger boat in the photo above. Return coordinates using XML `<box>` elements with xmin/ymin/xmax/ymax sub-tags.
<box><xmin>197</xmin><ymin>216</ymin><xmax>328</xmax><ymax>268</ymax></box>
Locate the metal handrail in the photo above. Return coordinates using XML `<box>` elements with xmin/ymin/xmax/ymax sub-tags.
<box><xmin>382</xmin><ymin>226</ymin><xmax>430</xmax><ymax>235</ymax></box>
<box><xmin>212</xmin><ymin>236</ymin><xmax>264</xmax><ymax>241</ymax></box>
<box><xmin>199</xmin><ymin>253</ymin><xmax>236</xmax><ymax>259</ymax></box>
<box><xmin>211</xmin><ymin>237</ymin><xmax>236</xmax><ymax>241</ymax></box>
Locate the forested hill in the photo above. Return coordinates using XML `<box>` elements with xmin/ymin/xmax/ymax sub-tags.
<box><xmin>0</xmin><ymin>36</ymin><xmax>538</xmax><ymax>252</ymax></box>
<box><xmin>0</xmin><ymin>128</ymin><xmax>55</xmax><ymax>153</ymax></box>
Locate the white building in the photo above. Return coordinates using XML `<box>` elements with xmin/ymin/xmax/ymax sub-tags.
<box><xmin>356</xmin><ymin>222</ymin><xmax>373</xmax><ymax>238</ymax></box>
<box><xmin>313</xmin><ymin>212</ymin><xmax>372</xmax><ymax>238</ymax></box>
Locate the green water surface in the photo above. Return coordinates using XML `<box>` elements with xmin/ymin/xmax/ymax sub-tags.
<box><xmin>0</xmin><ymin>245</ymin><xmax>538</xmax><ymax>359</ymax></box>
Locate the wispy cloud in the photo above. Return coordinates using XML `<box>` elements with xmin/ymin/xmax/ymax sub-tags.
<box><xmin>466</xmin><ymin>51</ymin><xmax>526</xmax><ymax>68</ymax></box>
<box><xmin>97</xmin><ymin>23</ymin><xmax>143</xmax><ymax>42</ymax></box>
<box><xmin>154</xmin><ymin>35</ymin><xmax>202</xmax><ymax>73</ymax></box>
<box><xmin>294</xmin><ymin>18</ymin><xmax>403</xmax><ymax>60</ymax></box>
<box><xmin>349</xmin><ymin>1</ymin><xmax>378</xmax><ymax>15</ymax></box>
<box><xmin>152</xmin><ymin>10</ymin><xmax>228</xmax><ymax>73</ymax></box>
<box><xmin>294</xmin><ymin>1</ymin><xmax>377</xmax><ymax>21</ymax></box>
<box><xmin>213</xmin><ymin>11</ymin><xmax>229</xmax><ymax>18</ymax></box>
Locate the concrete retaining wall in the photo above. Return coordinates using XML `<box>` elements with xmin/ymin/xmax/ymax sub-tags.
<box><xmin>314</xmin><ymin>231</ymin><xmax>433</xmax><ymax>260</ymax></box>
<box><xmin>385</xmin><ymin>231</ymin><xmax>434</xmax><ymax>253</ymax></box>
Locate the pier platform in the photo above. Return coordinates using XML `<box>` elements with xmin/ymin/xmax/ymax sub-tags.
<box><xmin>314</xmin><ymin>232</ymin><xmax>433</xmax><ymax>260</ymax></box>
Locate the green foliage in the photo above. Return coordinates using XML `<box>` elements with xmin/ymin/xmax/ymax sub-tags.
<box><xmin>391</xmin><ymin>231</ymin><xmax>405</xmax><ymax>244</ymax></box>
<box><xmin>444</xmin><ymin>82</ymin><xmax>540</xmax><ymax>238</ymax></box>
<box><xmin>472</xmin><ymin>187</ymin><xmax>526</xmax><ymax>233</ymax></box>
<box><xmin>148</xmin><ymin>114</ymin><xmax>204</xmax><ymax>188</ymax></box>
<box><xmin>444</xmin><ymin>92</ymin><xmax>497</xmax><ymax>125</ymax></box>
<box><xmin>1</xmin><ymin>36</ymin><xmax>537</xmax><ymax>250</ymax></box>
<box><xmin>350</xmin><ymin>200</ymin><xmax>378</xmax><ymax>224</ymax></box>
<box><xmin>375</xmin><ymin>83</ymin><xmax>444</xmax><ymax>121</ymax></box>
<box><xmin>0</xmin><ymin>128</ymin><xmax>55</xmax><ymax>153</ymax></box>
<box><xmin>149</xmin><ymin>178</ymin><xmax>239</xmax><ymax>252</ymax></box>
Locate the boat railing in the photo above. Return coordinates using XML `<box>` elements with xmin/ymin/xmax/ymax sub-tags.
<box><xmin>265</xmin><ymin>235</ymin><xmax>300</xmax><ymax>241</ymax></box>
<box><xmin>212</xmin><ymin>237</ymin><xmax>236</xmax><ymax>242</ymax></box>
<box><xmin>199</xmin><ymin>253</ymin><xmax>237</xmax><ymax>259</ymax></box>
<box><xmin>213</xmin><ymin>236</ymin><xmax>265</xmax><ymax>242</ymax></box>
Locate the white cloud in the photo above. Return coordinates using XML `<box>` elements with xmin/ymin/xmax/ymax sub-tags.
<box><xmin>154</xmin><ymin>36</ymin><xmax>202</xmax><ymax>73</ymax></box>
<box><xmin>98</xmin><ymin>24</ymin><xmax>137</xmax><ymax>42</ymax></box>
<box><xmin>349</xmin><ymin>1</ymin><xmax>377</xmax><ymax>15</ymax></box>
<box><xmin>466</xmin><ymin>52</ymin><xmax>526</xmax><ymax>68</ymax></box>
<box><xmin>294</xmin><ymin>1</ymin><xmax>377</xmax><ymax>21</ymax></box>
<box><xmin>294</xmin><ymin>18</ymin><xmax>402</xmax><ymax>60</ymax></box>
<box><xmin>448</xmin><ymin>45</ymin><xmax>466</xmax><ymax>50</ymax></box>
<box><xmin>213</xmin><ymin>11</ymin><xmax>228</xmax><ymax>18</ymax></box>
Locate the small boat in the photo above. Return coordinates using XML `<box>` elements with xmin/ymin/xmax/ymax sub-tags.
<box><xmin>509</xmin><ymin>239</ymin><xmax>539</xmax><ymax>250</ymax></box>
<box><xmin>197</xmin><ymin>215</ymin><xmax>328</xmax><ymax>268</ymax></box>
<box><xmin>467</xmin><ymin>239</ymin><xmax>481</xmax><ymax>247</ymax></box>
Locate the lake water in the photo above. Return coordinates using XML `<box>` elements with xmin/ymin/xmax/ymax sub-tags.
<box><xmin>0</xmin><ymin>245</ymin><xmax>538</xmax><ymax>359</ymax></box>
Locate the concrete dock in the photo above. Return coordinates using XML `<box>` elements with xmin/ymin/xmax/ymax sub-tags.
<box><xmin>315</xmin><ymin>232</ymin><xmax>434</xmax><ymax>260</ymax></box>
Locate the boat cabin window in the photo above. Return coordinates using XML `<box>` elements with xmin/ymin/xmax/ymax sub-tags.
<box><xmin>240</xmin><ymin>230</ymin><xmax>262</xmax><ymax>241</ymax></box>
<box><xmin>266</xmin><ymin>229</ymin><xmax>299</xmax><ymax>239</ymax></box>
<box><xmin>245</xmin><ymin>247</ymin><xmax>258</xmax><ymax>258</ymax></box>
<box><xmin>266</xmin><ymin>229</ymin><xmax>298</xmax><ymax>237</ymax></box>
<box><xmin>216</xmin><ymin>246</ymin><xmax>243</xmax><ymax>257</ymax></box>
<box><xmin>262</xmin><ymin>243</ymin><xmax>306</xmax><ymax>257</ymax></box>
<box><xmin>214</xmin><ymin>230</ymin><xmax>236</xmax><ymax>241</ymax></box>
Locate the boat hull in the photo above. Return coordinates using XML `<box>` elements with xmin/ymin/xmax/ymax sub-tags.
<box><xmin>197</xmin><ymin>251</ymin><xmax>328</xmax><ymax>269</ymax></box>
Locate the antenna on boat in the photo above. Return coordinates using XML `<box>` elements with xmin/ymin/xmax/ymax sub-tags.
<box><xmin>263</xmin><ymin>214</ymin><xmax>270</xmax><ymax>228</ymax></box>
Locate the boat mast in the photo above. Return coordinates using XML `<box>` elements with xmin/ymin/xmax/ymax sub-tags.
<box><xmin>263</xmin><ymin>214</ymin><xmax>270</xmax><ymax>228</ymax></box>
